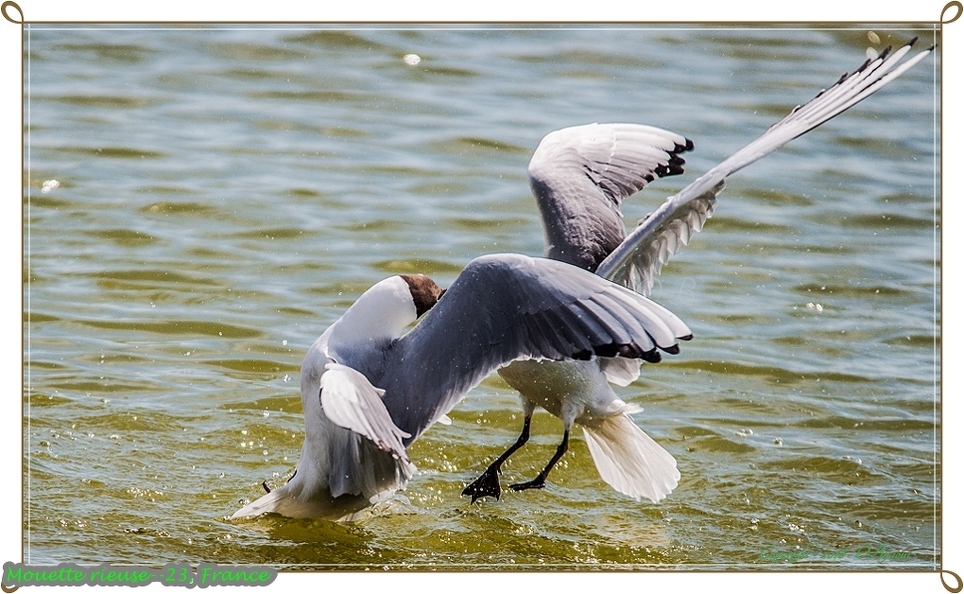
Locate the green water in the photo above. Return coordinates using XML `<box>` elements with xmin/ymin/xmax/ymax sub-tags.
<box><xmin>23</xmin><ymin>25</ymin><xmax>939</xmax><ymax>570</ymax></box>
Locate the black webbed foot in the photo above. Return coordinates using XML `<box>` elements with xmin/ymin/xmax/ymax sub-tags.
<box><xmin>509</xmin><ymin>477</ymin><xmax>547</xmax><ymax>492</ymax></box>
<box><xmin>461</xmin><ymin>466</ymin><xmax>502</xmax><ymax>503</ymax></box>
<box><xmin>461</xmin><ymin>415</ymin><xmax>535</xmax><ymax>503</ymax></box>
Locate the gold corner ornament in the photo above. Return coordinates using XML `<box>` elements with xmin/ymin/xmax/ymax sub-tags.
<box><xmin>0</xmin><ymin>1</ymin><xmax>20</xmax><ymax>24</ymax></box>
<box><xmin>944</xmin><ymin>1</ymin><xmax>963</xmax><ymax>23</ymax></box>
<box><xmin>943</xmin><ymin>570</ymin><xmax>964</xmax><ymax>593</ymax></box>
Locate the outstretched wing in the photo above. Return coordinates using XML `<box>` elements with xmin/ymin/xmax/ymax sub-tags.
<box><xmin>378</xmin><ymin>253</ymin><xmax>692</xmax><ymax>441</ymax></box>
<box><xmin>595</xmin><ymin>38</ymin><xmax>933</xmax><ymax>293</ymax></box>
<box><xmin>527</xmin><ymin>123</ymin><xmax>693</xmax><ymax>272</ymax></box>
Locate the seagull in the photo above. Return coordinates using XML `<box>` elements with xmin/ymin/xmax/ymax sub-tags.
<box><xmin>232</xmin><ymin>38</ymin><xmax>932</xmax><ymax>520</ymax></box>
<box><xmin>460</xmin><ymin>38</ymin><xmax>933</xmax><ymax>503</ymax></box>
<box><xmin>230</xmin><ymin>254</ymin><xmax>691</xmax><ymax>519</ymax></box>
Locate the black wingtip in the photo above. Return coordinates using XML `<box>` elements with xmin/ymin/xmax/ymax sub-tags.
<box><xmin>572</xmin><ymin>349</ymin><xmax>594</xmax><ymax>361</ymax></box>
<box><xmin>908</xmin><ymin>35</ymin><xmax>919</xmax><ymax>48</ymax></box>
<box><xmin>660</xmin><ymin>343</ymin><xmax>681</xmax><ymax>355</ymax></box>
<box><xmin>678</xmin><ymin>334</ymin><xmax>694</xmax><ymax>341</ymax></box>
<box><xmin>659</xmin><ymin>159</ymin><xmax>687</xmax><ymax>177</ymax></box>
<box><xmin>592</xmin><ymin>341</ymin><xmax>663</xmax><ymax>362</ymax></box>
<box><xmin>641</xmin><ymin>349</ymin><xmax>662</xmax><ymax>364</ymax></box>
<box><xmin>672</xmin><ymin>139</ymin><xmax>695</xmax><ymax>155</ymax></box>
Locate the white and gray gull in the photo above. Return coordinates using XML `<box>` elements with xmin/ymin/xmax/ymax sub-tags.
<box><xmin>462</xmin><ymin>38</ymin><xmax>933</xmax><ymax>503</ymax></box>
<box><xmin>232</xmin><ymin>39</ymin><xmax>931</xmax><ymax>519</ymax></box>
<box><xmin>231</xmin><ymin>254</ymin><xmax>691</xmax><ymax>519</ymax></box>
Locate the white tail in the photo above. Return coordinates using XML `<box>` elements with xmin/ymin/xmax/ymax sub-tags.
<box><xmin>229</xmin><ymin>482</ymin><xmax>382</xmax><ymax>521</ymax></box>
<box><xmin>582</xmin><ymin>414</ymin><xmax>679</xmax><ymax>502</ymax></box>
<box><xmin>230</xmin><ymin>487</ymin><xmax>296</xmax><ymax>519</ymax></box>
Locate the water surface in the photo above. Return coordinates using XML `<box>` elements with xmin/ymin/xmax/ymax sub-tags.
<box><xmin>24</xmin><ymin>24</ymin><xmax>940</xmax><ymax>570</ymax></box>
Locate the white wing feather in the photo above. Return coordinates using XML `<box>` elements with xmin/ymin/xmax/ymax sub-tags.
<box><xmin>320</xmin><ymin>362</ymin><xmax>411</xmax><ymax>463</ymax></box>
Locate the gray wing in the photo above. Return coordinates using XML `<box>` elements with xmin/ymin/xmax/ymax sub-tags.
<box><xmin>528</xmin><ymin>123</ymin><xmax>693</xmax><ymax>271</ymax></box>
<box><xmin>378</xmin><ymin>253</ymin><xmax>692</xmax><ymax>441</ymax></box>
<box><xmin>596</xmin><ymin>38</ymin><xmax>933</xmax><ymax>293</ymax></box>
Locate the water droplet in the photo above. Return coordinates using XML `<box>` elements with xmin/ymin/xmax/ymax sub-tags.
<box><xmin>403</xmin><ymin>53</ymin><xmax>421</xmax><ymax>66</ymax></box>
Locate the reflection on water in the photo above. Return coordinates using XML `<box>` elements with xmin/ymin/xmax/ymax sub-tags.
<box><xmin>24</xmin><ymin>24</ymin><xmax>939</xmax><ymax>569</ymax></box>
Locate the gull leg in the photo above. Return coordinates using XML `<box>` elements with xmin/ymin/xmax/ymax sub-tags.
<box><xmin>462</xmin><ymin>415</ymin><xmax>532</xmax><ymax>503</ymax></box>
<box><xmin>510</xmin><ymin>428</ymin><xmax>570</xmax><ymax>492</ymax></box>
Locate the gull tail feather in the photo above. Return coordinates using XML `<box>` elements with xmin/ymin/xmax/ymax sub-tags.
<box><xmin>230</xmin><ymin>486</ymin><xmax>300</xmax><ymax>520</ymax></box>
<box><xmin>582</xmin><ymin>414</ymin><xmax>679</xmax><ymax>503</ymax></box>
<box><xmin>229</xmin><ymin>482</ymin><xmax>383</xmax><ymax>521</ymax></box>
